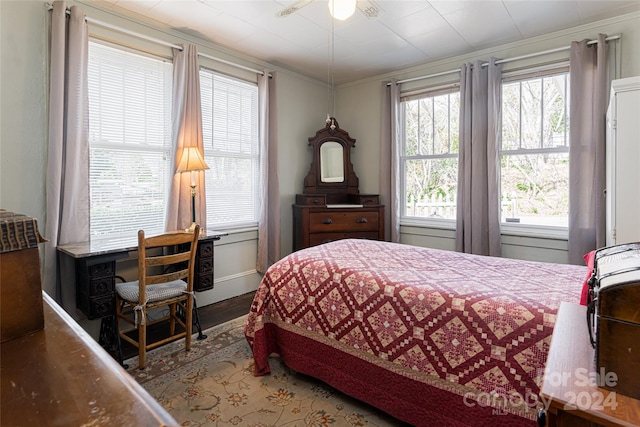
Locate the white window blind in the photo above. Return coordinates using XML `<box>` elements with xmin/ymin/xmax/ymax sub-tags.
<box><xmin>88</xmin><ymin>41</ymin><xmax>173</xmax><ymax>238</ymax></box>
<box><xmin>200</xmin><ymin>69</ymin><xmax>259</xmax><ymax>229</ymax></box>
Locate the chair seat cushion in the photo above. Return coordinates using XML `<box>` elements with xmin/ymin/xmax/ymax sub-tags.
<box><xmin>116</xmin><ymin>279</ymin><xmax>187</xmax><ymax>304</ymax></box>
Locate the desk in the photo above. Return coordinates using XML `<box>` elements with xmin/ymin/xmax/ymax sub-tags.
<box><xmin>57</xmin><ymin>229</ymin><xmax>226</xmax><ymax>362</ymax></box>
<box><xmin>540</xmin><ymin>302</ymin><xmax>640</xmax><ymax>426</ymax></box>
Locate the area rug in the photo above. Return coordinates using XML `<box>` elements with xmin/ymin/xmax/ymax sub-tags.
<box><xmin>124</xmin><ymin>315</ymin><xmax>405</xmax><ymax>426</ymax></box>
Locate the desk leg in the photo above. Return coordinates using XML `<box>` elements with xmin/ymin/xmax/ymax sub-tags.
<box><xmin>193</xmin><ymin>299</ymin><xmax>207</xmax><ymax>340</ymax></box>
<box><xmin>176</xmin><ymin>300</ymin><xmax>207</xmax><ymax>340</ymax></box>
<box><xmin>99</xmin><ymin>315</ymin><xmax>127</xmax><ymax>368</ymax></box>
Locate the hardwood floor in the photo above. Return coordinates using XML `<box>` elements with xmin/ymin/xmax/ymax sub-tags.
<box><xmin>120</xmin><ymin>291</ymin><xmax>256</xmax><ymax>360</ymax></box>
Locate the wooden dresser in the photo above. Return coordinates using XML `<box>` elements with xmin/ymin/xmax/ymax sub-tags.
<box><xmin>539</xmin><ymin>302</ymin><xmax>640</xmax><ymax>427</ymax></box>
<box><xmin>293</xmin><ymin>194</ymin><xmax>384</xmax><ymax>251</ymax></box>
<box><xmin>293</xmin><ymin>118</ymin><xmax>385</xmax><ymax>251</ymax></box>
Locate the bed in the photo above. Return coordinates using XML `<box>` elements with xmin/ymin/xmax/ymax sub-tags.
<box><xmin>244</xmin><ymin>239</ymin><xmax>587</xmax><ymax>426</ymax></box>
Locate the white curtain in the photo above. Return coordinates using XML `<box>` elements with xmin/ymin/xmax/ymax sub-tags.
<box><xmin>568</xmin><ymin>34</ymin><xmax>610</xmax><ymax>264</ymax></box>
<box><xmin>44</xmin><ymin>1</ymin><xmax>89</xmax><ymax>315</ymax></box>
<box><xmin>257</xmin><ymin>70</ymin><xmax>280</xmax><ymax>273</ymax></box>
<box><xmin>380</xmin><ymin>80</ymin><xmax>401</xmax><ymax>242</ymax></box>
<box><xmin>166</xmin><ymin>44</ymin><xmax>206</xmax><ymax>231</ymax></box>
<box><xmin>456</xmin><ymin>59</ymin><xmax>502</xmax><ymax>256</ymax></box>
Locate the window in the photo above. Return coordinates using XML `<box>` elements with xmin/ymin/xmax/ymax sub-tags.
<box><xmin>500</xmin><ymin>72</ymin><xmax>570</xmax><ymax>228</ymax></box>
<box><xmin>400</xmin><ymin>89</ymin><xmax>460</xmax><ymax>221</ymax></box>
<box><xmin>88</xmin><ymin>42</ymin><xmax>173</xmax><ymax>239</ymax></box>
<box><xmin>200</xmin><ymin>69</ymin><xmax>259</xmax><ymax>229</ymax></box>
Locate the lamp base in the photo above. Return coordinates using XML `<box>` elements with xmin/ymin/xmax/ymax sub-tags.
<box><xmin>185</xmin><ymin>222</ymin><xmax>198</xmax><ymax>233</ymax></box>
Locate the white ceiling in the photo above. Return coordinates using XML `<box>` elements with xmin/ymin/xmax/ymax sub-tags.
<box><xmin>93</xmin><ymin>0</ymin><xmax>640</xmax><ymax>84</ymax></box>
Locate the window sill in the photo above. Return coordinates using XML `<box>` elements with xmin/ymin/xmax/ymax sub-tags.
<box><xmin>500</xmin><ymin>223</ymin><xmax>568</xmax><ymax>240</ymax></box>
<box><xmin>400</xmin><ymin>218</ymin><xmax>568</xmax><ymax>240</ymax></box>
<box><xmin>206</xmin><ymin>225</ymin><xmax>258</xmax><ymax>246</ymax></box>
<box><xmin>212</xmin><ymin>225</ymin><xmax>258</xmax><ymax>234</ymax></box>
<box><xmin>401</xmin><ymin>217</ymin><xmax>455</xmax><ymax>230</ymax></box>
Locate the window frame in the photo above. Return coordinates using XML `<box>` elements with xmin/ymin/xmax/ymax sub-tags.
<box><xmin>499</xmin><ymin>66</ymin><xmax>570</xmax><ymax>238</ymax></box>
<box><xmin>399</xmin><ymin>84</ymin><xmax>460</xmax><ymax>229</ymax></box>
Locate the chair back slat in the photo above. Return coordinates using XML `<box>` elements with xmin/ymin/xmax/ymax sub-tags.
<box><xmin>146</xmin><ymin>251</ymin><xmax>191</xmax><ymax>267</ymax></box>
<box><xmin>145</xmin><ymin>232</ymin><xmax>195</xmax><ymax>249</ymax></box>
<box><xmin>145</xmin><ymin>269</ymin><xmax>189</xmax><ymax>285</ymax></box>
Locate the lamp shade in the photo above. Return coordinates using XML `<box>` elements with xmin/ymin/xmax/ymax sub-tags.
<box><xmin>176</xmin><ymin>146</ymin><xmax>209</xmax><ymax>173</ymax></box>
<box><xmin>328</xmin><ymin>0</ymin><xmax>356</xmax><ymax>20</ymax></box>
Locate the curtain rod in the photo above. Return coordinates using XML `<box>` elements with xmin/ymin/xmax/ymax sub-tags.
<box><xmin>50</xmin><ymin>4</ymin><xmax>268</xmax><ymax>76</ymax></box>
<box><xmin>388</xmin><ymin>34</ymin><xmax>620</xmax><ymax>86</ymax></box>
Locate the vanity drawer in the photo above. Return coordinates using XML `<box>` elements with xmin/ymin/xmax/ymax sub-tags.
<box><xmin>309</xmin><ymin>211</ymin><xmax>379</xmax><ymax>232</ymax></box>
<box><xmin>355</xmin><ymin>195</ymin><xmax>380</xmax><ymax>205</ymax></box>
<box><xmin>296</xmin><ymin>194</ymin><xmax>326</xmax><ymax>206</ymax></box>
<box><xmin>309</xmin><ymin>232</ymin><xmax>380</xmax><ymax>247</ymax></box>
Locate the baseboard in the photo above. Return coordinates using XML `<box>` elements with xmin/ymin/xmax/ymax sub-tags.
<box><xmin>196</xmin><ymin>270</ymin><xmax>261</xmax><ymax>307</ymax></box>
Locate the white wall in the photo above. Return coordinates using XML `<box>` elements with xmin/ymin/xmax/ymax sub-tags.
<box><xmin>334</xmin><ymin>11</ymin><xmax>640</xmax><ymax>264</ymax></box>
<box><xmin>269</xmin><ymin>71</ymin><xmax>329</xmax><ymax>257</ymax></box>
<box><xmin>0</xmin><ymin>1</ymin><xmax>48</xmax><ymax>222</ymax></box>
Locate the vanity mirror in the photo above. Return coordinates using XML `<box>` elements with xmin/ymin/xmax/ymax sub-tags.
<box><xmin>301</xmin><ymin>117</ymin><xmax>359</xmax><ymax>203</ymax></box>
<box><xmin>293</xmin><ymin>118</ymin><xmax>384</xmax><ymax>251</ymax></box>
<box><xmin>320</xmin><ymin>141</ymin><xmax>344</xmax><ymax>183</ymax></box>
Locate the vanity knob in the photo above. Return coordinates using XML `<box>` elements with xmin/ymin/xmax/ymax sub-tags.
<box><xmin>322</xmin><ymin>218</ymin><xmax>333</xmax><ymax>225</ymax></box>
<box><xmin>356</xmin><ymin>218</ymin><xmax>368</xmax><ymax>224</ymax></box>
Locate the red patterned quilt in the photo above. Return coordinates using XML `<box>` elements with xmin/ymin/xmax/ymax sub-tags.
<box><xmin>245</xmin><ymin>239</ymin><xmax>587</xmax><ymax>426</ymax></box>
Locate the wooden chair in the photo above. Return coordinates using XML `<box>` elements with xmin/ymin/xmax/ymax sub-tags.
<box><xmin>115</xmin><ymin>226</ymin><xmax>200</xmax><ymax>369</ymax></box>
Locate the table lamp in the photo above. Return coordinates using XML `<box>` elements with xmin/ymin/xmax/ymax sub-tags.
<box><xmin>176</xmin><ymin>146</ymin><xmax>209</xmax><ymax>232</ymax></box>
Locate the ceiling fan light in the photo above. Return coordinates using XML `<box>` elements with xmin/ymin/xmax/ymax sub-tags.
<box><xmin>328</xmin><ymin>0</ymin><xmax>356</xmax><ymax>20</ymax></box>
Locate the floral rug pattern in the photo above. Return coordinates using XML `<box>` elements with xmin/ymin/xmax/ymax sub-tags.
<box><xmin>124</xmin><ymin>315</ymin><xmax>404</xmax><ymax>427</ymax></box>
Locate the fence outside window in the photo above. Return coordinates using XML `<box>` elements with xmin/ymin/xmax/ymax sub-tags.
<box><xmin>405</xmin><ymin>192</ymin><xmax>518</xmax><ymax>220</ymax></box>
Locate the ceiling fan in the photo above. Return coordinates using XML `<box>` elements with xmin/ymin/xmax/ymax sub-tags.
<box><xmin>276</xmin><ymin>0</ymin><xmax>384</xmax><ymax>20</ymax></box>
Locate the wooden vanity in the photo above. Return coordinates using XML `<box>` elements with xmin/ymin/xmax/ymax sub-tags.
<box><xmin>293</xmin><ymin>118</ymin><xmax>384</xmax><ymax>251</ymax></box>
<box><xmin>293</xmin><ymin>197</ymin><xmax>384</xmax><ymax>250</ymax></box>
